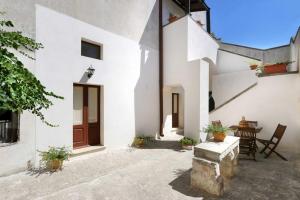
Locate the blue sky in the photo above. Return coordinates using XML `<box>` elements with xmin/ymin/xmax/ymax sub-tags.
<box><xmin>206</xmin><ymin>0</ymin><xmax>300</xmax><ymax>49</ymax></box>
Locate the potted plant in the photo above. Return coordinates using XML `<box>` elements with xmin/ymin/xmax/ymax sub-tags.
<box><xmin>255</xmin><ymin>64</ymin><xmax>265</xmax><ymax>75</ymax></box>
<box><xmin>168</xmin><ymin>13</ymin><xmax>178</xmax><ymax>23</ymax></box>
<box><xmin>132</xmin><ymin>136</ymin><xmax>155</xmax><ymax>148</ymax></box>
<box><xmin>133</xmin><ymin>136</ymin><xmax>145</xmax><ymax>148</ymax></box>
<box><xmin>39</xmin><ymin>147</ymin><xmax>71</xmax><ymax>171</ymax></box>
<box><xmin>179</xmin><ymin>137</ymin><xmax>197</xmax><ymax>150</ymax></box>
<box><xmin>250</xmin><ymin>64</ymin><xmax>258</xmax><ymax>70</ymax></box>
<box><xmin>203</xmin><ymin>124</ymin><xmax>231</xmax><ymax>142</ymax></box>
<box><xmin>263</xmin><ymin>62</ymin><xmax>288</xmax><ymax>74</ymax></box>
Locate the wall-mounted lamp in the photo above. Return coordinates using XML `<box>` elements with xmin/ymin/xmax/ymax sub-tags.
<box><xmin>86</xmin><ymin>65</ymin><xmax>95</xmax><ymax>78</ymax></box>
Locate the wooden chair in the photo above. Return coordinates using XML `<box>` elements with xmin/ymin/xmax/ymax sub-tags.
<box><xmin>212</xmin><ymin>120</ymin><xmax>222</xmax><ymax>127</ymax></box>
<box><xmin>256</xmin><ymin>124</ymin><xmax>287</xmax><ymax>161</ymax></box>
<box><xmin>234</xmin><ymin>127</ymin><xmax>257</xmax><ymax>160</ymax></box>
<box><xmin>246</xmin><ymin>120</ymin><xmax>258</xmax><ymax>127</ymax></box>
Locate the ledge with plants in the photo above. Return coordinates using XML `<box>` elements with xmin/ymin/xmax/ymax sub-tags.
<box><xmin>250</xmin><ymin>61</ymin><xmax>295</xmax><ymax>76</ymax></box>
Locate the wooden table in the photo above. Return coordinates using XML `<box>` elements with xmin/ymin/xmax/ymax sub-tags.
<box><xmin>229</xmin><ymin>125</ymin><xmax>263</xmax><ymax>160</ymax></box>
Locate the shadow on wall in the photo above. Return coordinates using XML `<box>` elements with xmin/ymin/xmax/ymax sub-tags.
<box><xmin>134</xmin><ymin>0</ymin><xmax>159</xmax><ymax>138</ymax></box>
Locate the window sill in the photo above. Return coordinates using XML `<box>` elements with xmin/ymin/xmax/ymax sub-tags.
<box><xmin>0</xmin><ymin>142</ymin><xmax>18</xmax><ymax>148</ymax></box>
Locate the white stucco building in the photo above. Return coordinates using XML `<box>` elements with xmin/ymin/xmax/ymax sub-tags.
<box><xmin>0</xmin><ymin>0</ymin><xmax>299</xmax><ymax>177</ymax></box>
<box><xmin>0</xmin><ymin>0</ymin><xmax>217</xmax><ymax>176</ymax></box>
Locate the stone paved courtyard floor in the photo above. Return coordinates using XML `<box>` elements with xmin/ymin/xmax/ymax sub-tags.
<box><xmin>0</xmin><ymin>134</ymin><xmax>299</xmax><ymax>200</ymax></box>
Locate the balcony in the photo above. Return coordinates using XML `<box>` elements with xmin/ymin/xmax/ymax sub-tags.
<box><xmin>163</xmin><ymin>15</ymin><xmax>219</xmax><ymax>85</ymax></box>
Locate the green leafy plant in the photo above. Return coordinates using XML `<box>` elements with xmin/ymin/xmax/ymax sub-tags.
<box><xmin>39</xmin><ymin>147</ymin><xmax>71</xmax><ymax>162</ymax></box>
<box><xmin>0</xmin><ymin>13</ymin><xmax>63</xmax><ymax>126</ymax></box>
<box><xmin>255</xmin><ymin>64</ymin><xmax>265</xmax><ymax>75</ymax></box>
<box><xmin>203</xmin><ymin>124</ymin><xmax>231</xmax><ymax>134</ymax></box>
<box><xmin>133</xmin><ymin>136</ymin><xmax>154</xmax><ymax>147</ymax></box>
<box><xmin>179</xmin><ymin>137</ymin><xmax>197</xmax><ymax>146</ymax></box>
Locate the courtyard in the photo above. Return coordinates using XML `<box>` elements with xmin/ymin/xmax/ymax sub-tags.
<box><xmin>0</xmin><ymin>135</ymin><xmax>299</xmax><ymax>200</ymax></box>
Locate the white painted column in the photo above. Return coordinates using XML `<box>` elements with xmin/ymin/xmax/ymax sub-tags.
<box><xmin>184</xmin><ymin>87</ymin><xmax>200</xmax><ymax>140</ymax></box>
<box><xmin>199</xmin><ymin>60</ymin><xmax>209</xmax><ymax>142</ymax></box>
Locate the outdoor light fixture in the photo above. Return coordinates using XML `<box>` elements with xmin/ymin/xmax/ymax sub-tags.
<box><xmin>86</xmin><ymin>65</ymin><xmax>95</xmax><ymax>78</ymax></box>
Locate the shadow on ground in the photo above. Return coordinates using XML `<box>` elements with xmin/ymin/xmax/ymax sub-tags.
<box><xmin>169</xmin><ymin>152</ymin><xmax>300</xmax><ymax>200</ymax></box>
<box><xmin>169</xmin><ymin>169</ymin><xmax>209</xmax><ymax>199</ymax></box>
<box><xmin>140</xmin><ymin>139</ymin><xmax>186</xmax><ymax>152</ymax></box>
<box><xmin>26</xmin><ymin>167</ymin><xmax>62</xmax><ymax>178</ymax></box>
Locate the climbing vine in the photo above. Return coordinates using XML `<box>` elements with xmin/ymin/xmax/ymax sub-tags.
<box><xmin>0</xmin><ymin>13</ymin><xmax>63</xmax><ymax>126</ymax></box>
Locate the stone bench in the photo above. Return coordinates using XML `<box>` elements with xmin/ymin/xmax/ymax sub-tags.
<box><xmin>191</xmin><ymin>136</ymin><xmax>240</xmax><ymax>196</ymax></box>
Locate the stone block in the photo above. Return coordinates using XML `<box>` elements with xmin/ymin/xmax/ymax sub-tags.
<box><xmin>191</xmin><ymin>157</ymin><xmax>224</xmax><ymax>196</ymax></box>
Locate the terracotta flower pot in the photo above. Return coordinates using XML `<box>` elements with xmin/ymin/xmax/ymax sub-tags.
<box><xmin>182</xmin><ymin>145</ymin><xmax>193</xmax><ymax>150</ymax></box>
<box><xmin>47</xmin><ymin>159</ymin><xmax>63</xmax><ymax>171</ymax></box>
<box><xmin>250</xmin><ymin>65</ymin><xmax>258</xmax><ymax>70</ymax></box>
<box><xmin>213</xmin><ymin>132</ymin><xmax>226</xmax><ymax>142</ymax></box>
<box><xmin>134</xmin><ymin>139</ymin><xmax>144</xmax><ymax>148</ymax></box>
<box><xmin>264</xmin><ymin>63</ymin><xmax>287</xmax><ymax>74</ymax></box>
<box><xmin>168</xmin><ymin>15</ymin><xmax>178</xmax><ymax>23</ymax></box>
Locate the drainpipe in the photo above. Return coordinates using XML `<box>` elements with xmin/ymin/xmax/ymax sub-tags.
<box><xmin>185</xmin><ymin>0</ymin><xmax>191</xmax><ymax>14</ymax></box>
<box><xmin>159</xmin><ymin>0</ymin><xmax>164</xmax><ymax>137</ymax></box>
<box><xmin>206</xmin><ymin>7</ymin><xmax>211</xmax><ymax>33</ymax></box>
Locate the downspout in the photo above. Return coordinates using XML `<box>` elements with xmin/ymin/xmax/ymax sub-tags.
<box><xmin>159</xmin><ymin>0</ymin><xmax>164</xmax><ymax>136</ymax></box>
<box><xmin>206</xmin><ymin>7</ymin><xmax>211</xmax><ymax>33</ymax></box>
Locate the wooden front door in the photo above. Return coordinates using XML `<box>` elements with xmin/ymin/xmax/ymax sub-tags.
<box><xmin>172</xmin><ymin>93</ymin><xmax>179</xmax><ymax>128</ymax></box>
<box><xmin>73</xmin><ymin>84</ymin><xmax>100</xmax><ymax>148</ymax></box>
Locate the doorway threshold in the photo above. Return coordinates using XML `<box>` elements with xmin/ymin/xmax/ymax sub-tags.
<box><xmin>72</xmin><ymin>145</ymin><xmax>105</xmax><ymax>157</ymax></box>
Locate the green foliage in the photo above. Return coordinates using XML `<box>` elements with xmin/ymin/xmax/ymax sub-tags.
<box><xmin>179</xmin><ymin>137</ymin><xmax>197</xmax><ymax>146</ymax></box>
<box><xmin>203</xmin><ymin>124</ymin><xmax>231</xmax><ymax>134</ymax></box>
<box><xmin>255</xmin><ymin>64</ymin><xmax>265</xmax><ymax>75</ymax></box>
<box><xmin>39</xmin><ymin>147</ymin><xmax>71</xmax><ymax>162</ymax></box>
<box><xmin>0</xmin><ymin>13</ymin><xmax>63</xmax><ymax>126</ymax></box>
<box><xmin>133</xmin><ymin>136</ymin><xmax>154</xmax><ymax>146</ymax></box>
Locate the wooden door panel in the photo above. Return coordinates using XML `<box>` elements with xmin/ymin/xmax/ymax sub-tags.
<box><xmin>73</xmin><ymin>85</ymin><xmax>88</xmax><ymax>148</ymax></box>
<box><xmin>172</xmin><ymin>113</ymin><xmax>179</xmax><ymax>127</ymax></box>
<box><xmin>73</xmin><ymin>84</ymin><xmax>100</xmax><ymax>148</ymax></box>
<box><xmin>87</xmin><ymin>87</ymin><xmax>100</xmax><ymax>146</ymax></box>
<box><xmin>73</xmin><ymin>127</ymin><xmax>87</xmax><ymax>147</ymax></box>
<box><xmin>172</xmin><ymin>93</ymin><xmax>179</xmax><ymax>128</ymax></box>
<box><xmin>88</xmin><ymin>123</ymin><xmax>100</xmax><ymax>145</ymax></box>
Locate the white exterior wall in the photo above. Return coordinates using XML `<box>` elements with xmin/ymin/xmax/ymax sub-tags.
<box><xmin>163</xmin><ymin>16</ymin><xmax>218</xmax><ymax>141</ymax></box>
<box><xmin>1</xmin><ymin>0</ymin><xmax>159</xmax><ymax>49</ymax></box>
<box><xmin>216</xmin><ymin>50</ymin><xmax>262</xmax><ymax>74</ymax></box>
<box><xmin>220</xmin><ymin>43</ymin><xmax>263</xmax><ymax>61</ymax></box>
<box><xmin>263</xmin><ymin>45</ymin><xmax>291</xmax><ymax>65</ymax></box>
<box><xmin>0</xmin><ymin>50</ymin><xmax>37</xmax><ymax>176</ymax></box>
<box><xmin>191</xmin><ymin>11</ymin><xmax>207</xmax><ymax>31</ymax></box>
<box><xmin>220</xmin><ymin>42</ymin><xmax>297</xmax><ymax>71</ymax></box>
<box><xmin>290</xmin><ymin>42</ymin><xmax>297</xmax><ymax>71</ymax></box>
<box><xmin>210</xmin><ymin>74</ymin><xmax>300</xmax><ymax>151</ymax></box>
<box><xmin>199</xmin><ymin>60</ymin><xmax>209</xmax><ymax>142</ymax></box>
<box><xmin>162</xmin><ymin>0</ymin><xmax>185</xmax><ymax>26</ymax></box>
<box><xmin>187</xmin><ymin>17</ymin><xmax>218</xmax><ymax>62</ymax></box>
<box><xmin>290</xmin><ymin>30</ymin><xmax>300</xmax><ymax>72</ymax></box>
<box><xmin>211</xmin><ymin>50</ymin><xmax>260</xmax><ymax>107</ymax></box>
<box><xmin>0</xmin><ymin>2</ymin><xmax>159</xmax><ymax>176</ymax></box>
<box><xmin>212</xmin><ymin>70</ymin><xmax>257</xmax><ymax>108</ymax></box>
<box><xmin>35</xmin><ymin>5</ymin><xmax>159</xmax><ymax>151</ymax></box>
